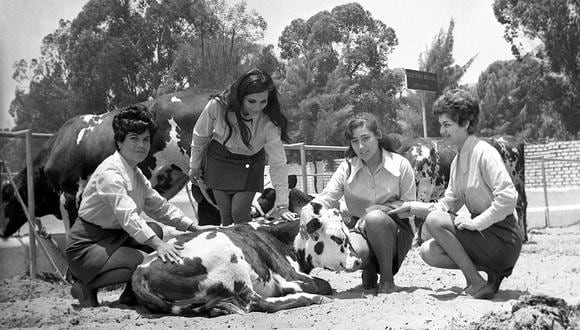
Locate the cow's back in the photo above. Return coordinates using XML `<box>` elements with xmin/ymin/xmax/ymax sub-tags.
<box><xmin>44</xmin><ymin>113</ymin><xmax>116</xmax><ymax>193</ymax></box>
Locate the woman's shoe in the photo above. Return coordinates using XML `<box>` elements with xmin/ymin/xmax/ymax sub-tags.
<box><xmin>361</xmin><ymin>269</ymin><xmax>378</xmax><ymax>289</ymax></box>
<box><xmin>70</xmin><ymin>281</ymin><xmax>98</xmax><ymax>307</ymax></box>
<box><xmin>377</xmin><ymin>281</ymin><xmax>401</xmax><ymax>294</ymax></box>
<box><xmin>469</xmin><ymin>283</ymin><xmax>494</xmax><ymax>300</ymax></box>
<box><xmin>486</xmin><ymin>271</ymin><xmax>506</xmax><ymax>293</ymax></box>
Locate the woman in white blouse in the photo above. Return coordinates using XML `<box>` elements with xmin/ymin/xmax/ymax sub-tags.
<box><xmin>301</xmin><ymin>112</ymin><xmax>416</xmax><ymax>294</ymax></box>
<box><xmin>189</xmin><ymin>69</ymin><xmax>294</xmax><ymax>225</ymax></box>
<box><xmin>66</xmin><ymin>105</ymin><xmax>198</xmax><ymax>307</ymax></box>
<box><xmin>389</xmin><ymin>89</ymin><xmax>523</xmax><ymax>299</ymax></box>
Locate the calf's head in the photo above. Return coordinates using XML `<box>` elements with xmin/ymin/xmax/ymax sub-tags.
<box><xmin>295</xmin><ymin>202</ymin><xmax>362</xmax><ymax>273</ymax></box>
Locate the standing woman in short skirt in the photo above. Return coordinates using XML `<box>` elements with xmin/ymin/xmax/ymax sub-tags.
<box><xmin>389</xmin><ymin>89</ymin><xmax>523</xmax><ymax>300</ymax></box>
<box><xmin>189</xmin><ymin>69</ymin><xmax>295</xmax><ymax>225</ymax></box>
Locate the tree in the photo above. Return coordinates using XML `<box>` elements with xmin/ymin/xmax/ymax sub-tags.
<box><xmin>493</xmin><ymin>0</ymin><xmax>580</xmax><ymax>136</ymax></box>
<box><xmin>10</xmin><ymin>20</ymin><xmax>74</xmax><ymax>132</ymax></box>
<box><xmin>278</xmin><ymin>2</ymin><xmax>404</xmax><ymax>146</ymax></box>
<box><xmin>477</xmin><ymin>55</ymin><xmax>570</xmax><ymax>140</ymax></box>
<box><xmin>251</xmin><ymin>44</ymin><xmax>284</xmax><ymax>77</ymax></box>
<box><xmin>415</xmin><ymin>19</ymin><xmax>476</xmax><ymax>137</ymax></box>
<box><xmin>9</xmin><ymin>0</ymin><xmax>267</xmax><ymax>132</ymax></box>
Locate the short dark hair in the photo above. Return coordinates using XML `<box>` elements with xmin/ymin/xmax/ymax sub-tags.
<box><xmin>112</xmin><ymin>104</ymin><xmax>157</xmax><ymax>150</ymax></box>
<box><xmin>432</xmin><ymin>89</ymin><xmax>479</xmax><ymax>134</ymax></box>
<box><xmin>344</xmin><ymin>112</ymin><xmax>397</xmax><ymax>158</ymax></box>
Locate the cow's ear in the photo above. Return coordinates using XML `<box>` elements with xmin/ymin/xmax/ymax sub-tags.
<box><xmin>306</xmin><ymin>217</ymin><xmax>322</xmax><ymax>238</ymax></box>
<box><xmin>311</xmin><ymin>202</ymin><xmax>323</xmax><ymax>215</ymax></box>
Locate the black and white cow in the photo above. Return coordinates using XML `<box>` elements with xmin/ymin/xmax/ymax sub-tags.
<box><xmin>397</xmin><ymin>135</ymin><xmax>528</xmax><ymax>241</ymax></box>
<box><xmin>132</xmin><ymin>203</ymin><xmax>362</xmax><ymax>316</ymax></box>
<box><xmin>1</xmin><ymin>88</ymin><xmax>217</xmax><ymax>237</ymax></box>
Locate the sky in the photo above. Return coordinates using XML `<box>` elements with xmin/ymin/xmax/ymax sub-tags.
<box><xmin>0</xmin><ymin>0</ymin><xmax>515</xmax><ymax>130</ymax></box>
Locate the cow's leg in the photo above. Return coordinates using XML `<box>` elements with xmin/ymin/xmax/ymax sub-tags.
<box><xmin>250</xmin><ymin>292</ymin><xmax>331</xmax><ymax>313</ymax></box>
<box><xmin>516</xmin><ymin>195</ymin><xmax>528</xmax><ymax>242</ymax></box>
<box><xmin>58</xmin><ymin>194</ymin><xmax>70</xmax><ymax>235</ymax></box>
<box><xmin>266</xmin><ymin>272</ymin><xmax>332</xmax><ymax>296</ymax></box>
<box><xmin>60</xmin><ymin>193</ymin><xmax>78</xmax><ymax>231</ymax></box>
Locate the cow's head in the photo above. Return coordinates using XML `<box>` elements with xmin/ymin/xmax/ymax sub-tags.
<box><xmin>295</xmin><ymin>202</ymin><xmax>362</xmax><ymax>273</ymax></box>
<box><xmin>1</xmin><ymin>167</ymin><xmax>61</xmax><ymax>237</ymax></box>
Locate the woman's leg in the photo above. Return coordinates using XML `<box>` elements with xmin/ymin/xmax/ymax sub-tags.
<box><xmin>423</xmin><ymin>210</ymin><xmax>493</xmax><ymax>299</ymax></box>
<box><xmin>419</xmin><ymin>239</ymin><xmax>458</xmax><ymax>269</ymax></box>
<box><xmin>86</xmin><ymin>246</ymin><xmax>148</xmax><ymax>289</ymax></box>
<box><xmin>123</xmin><ymin>222</ymin><xmax>163</xmax><ymax>253</ymax></box>
<box><xmin>364</xmin><ymin>210</ymin><xmax>399</xmax><ymax>293</ymax></box>
<box><xmin>213</xmin><ymin>189</ymin><xmax>234</xmax><ymax>225</ymax></box>
<box><xmin>347</xmin><ymin>231</ymin><xmax>376</xmax><ymax>289</ymax></box>
<box><xmin>231</xmin><ymin>191</ymin><xmax>256</xmax><ymax>224</ymax></box>
<box><xmin>72</xmin><ymin>246</ymin><xmax>147</xmax><ymax>307</ymax></box>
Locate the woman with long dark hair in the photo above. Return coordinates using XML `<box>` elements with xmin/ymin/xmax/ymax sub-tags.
<box><xmin>189</xmin><ymin>69</ymin><xmax>294</xmax><ymax>225</ymax></box>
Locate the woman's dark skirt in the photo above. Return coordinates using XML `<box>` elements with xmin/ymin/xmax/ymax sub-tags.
<box><xmin>65</xmin><ymin>218</ymin><xmax>129</xmax><ymax>284</ymax></box>
<box><xmin>65</xmin><ymin>218</ymin><xmax>156</xmax><ymax>284</ymax></box>
<box><xmin>204</xmin><ymin>140</ymin><xmax>266</xmax><ymax>192</ymax></box>
<box><xmin>456</xmin><ymin>214</ymin><xmax>523</xmax><ymax>277</ymax></box>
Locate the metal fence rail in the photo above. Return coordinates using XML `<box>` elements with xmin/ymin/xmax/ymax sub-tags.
<box><xmin>0</xmin><ymin>130</ymin><xmax>54</xmax><ymax>279</ymax></box>
<box><xmin>284</xmin><ymin>142</ymin><xmax>347</xmax><ymax>195</ymax></box>
<box><xmin>285</xmin><ymin>144</ymin><xmax>580</xmax><ymax>230</ymax></box>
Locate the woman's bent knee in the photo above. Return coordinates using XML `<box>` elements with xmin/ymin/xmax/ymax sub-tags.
<box><xmin>365</xmin><ymin>210</ymin><xmax>397</xmax><ymax>231</ymax></box>
<box><xmin>419</xmin><ymin>240</ymin><xmax>438</xmax><ymax>266</ymax></box>
<box><xmin>425</xmin><ymin>210</ymin><xmax>453</xmax><ymax>232</ymax></box>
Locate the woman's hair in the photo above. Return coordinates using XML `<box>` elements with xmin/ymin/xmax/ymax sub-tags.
<box><xmin>112</xmin><ymin>104</ymin><xmax>157</xmax><ymax>150</ymax></box>
<box><xmin>344</xmin><ymin>112</ymin><xmax>397</xmax><ymax>159</ymax></box>
<box><xmin>432</xmin><ymin>89</ymin><xmax>479</xmax><ymax>134</ymax></box>
<box><xmin>216</xmin><ymin>68</ymin><xmax>289</xmax><ymax>148</ymax></box>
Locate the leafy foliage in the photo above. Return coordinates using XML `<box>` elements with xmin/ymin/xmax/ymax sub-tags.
<box><xmin>8</xmin><ymin>0</ymin><xmax>269</xmax><ymax>132</ymax></box>
<box><xmin>278</xmin><ymin>2</ymin><xmax>405</xmax><ymax>159</ymax></box>
<box><xmin>7</xmin><ymin>0</ymin><xmax>578</xmax><ymax>151</ymax></box>
<box><xmin>493</xmin><ymin>0</ymin><xmax>580</xmax><ymax>136</ymax></box>
<box><xmin>477</xmin><ymin>55</ymin><xmax>571</xmax><ymax>140</ymax></box>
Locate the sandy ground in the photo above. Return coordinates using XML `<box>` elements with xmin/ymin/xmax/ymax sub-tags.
<box><xmin>1</xmin><ymin>223</ymin><xmax>579</xmax><ymax>330</ymax></box>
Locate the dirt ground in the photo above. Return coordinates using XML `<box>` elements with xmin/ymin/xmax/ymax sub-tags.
<box><xmin>1</xmin><ymin>224</ymin><xmax>579</xmax><ymax>330</ymax></box>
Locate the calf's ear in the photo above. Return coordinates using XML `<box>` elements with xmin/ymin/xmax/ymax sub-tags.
<box><xmin>311</xmin><ymin>201</ymin><xmax>323</xmax><ymax>215</ymax></box>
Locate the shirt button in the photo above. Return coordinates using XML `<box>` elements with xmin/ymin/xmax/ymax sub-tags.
<box><xmin>245</xmin><ymin>164</ymin><xmax>250</xmax><ymax>168</ymax></box>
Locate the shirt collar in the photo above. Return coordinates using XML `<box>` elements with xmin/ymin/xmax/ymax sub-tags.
<box><xmin>458</xmin><ymin>135</ymin><xmax>479</xmax><ymax>173</ymax></box>
<box><xmin>349</xmin><ymin>148</ymin><xmax>401</xmax><ymax>181</ymax></box>
<box><xmin>112</xmin><ymin>151</ymin><xmax>137</xmax><ymax>191</ymax></box>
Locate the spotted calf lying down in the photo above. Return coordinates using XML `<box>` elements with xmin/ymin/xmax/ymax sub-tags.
<box><xmin>131</xmin><ymin>203</ymin><xmax>362</xmax><ymax>316</ymax></box>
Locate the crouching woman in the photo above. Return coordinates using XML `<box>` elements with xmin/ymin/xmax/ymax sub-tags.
<box><xmin>65</xmin><ymin>105</ymin><xmax>198</xmax><ymax>307</ymax></box>
<box><xmin>389</xmin><ymin>89</ymin><xmax>523</xmax><ymax>299</ymax></box>
<box><xmin>301</xmin><ymin>112</ymin><xmax>416</xmax><ymax>294</ymax></box>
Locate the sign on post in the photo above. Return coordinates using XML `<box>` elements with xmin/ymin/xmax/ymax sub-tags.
<box><xmin>405</xmin><ymin>69</ymin><xmax>438</xmax><ymax>138</ymax></box>
<box><xmin>405</xmin><ymin>69</ymin><xmax>438</xmax><ymax>92</ymax></box>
